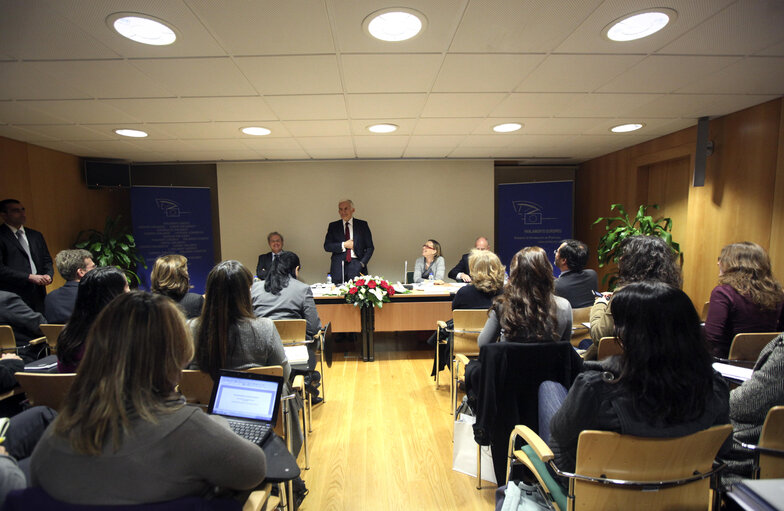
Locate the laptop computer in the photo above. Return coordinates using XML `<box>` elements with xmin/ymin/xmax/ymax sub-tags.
<box><xmin>207</xmin><ymin>369</ymin><xmax>284</xmax><ymax>446</ymax></box>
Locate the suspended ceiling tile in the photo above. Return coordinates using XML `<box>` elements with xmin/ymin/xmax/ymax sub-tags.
<box><xmin>597</xmin><ymin>55</ymin><xmax>740</xmax><ymax>94</ymax></box>
<box><xmin>414</xmin><ymin>118</ymin><xmax>484</xmax><ymax>135</ymax></box>
<box><xmin>20</xmin><ymin>99</ymin><xmax>140</xmax><ymax>124</ymax></box>
<box><xmin>235</xmin><ymin>55</ymin><xmax>342</xmax><ymax>95</ymax></box>
<box><xmin>30</xmin><ymin>60</ymin><xmax>175</xmax><ymax>98</ymax></box>
<box><xmin>264</xmin><ymin>95</ymin><xmax>347</xmax><ymax>121</ymax></box>
<box><xmin>0</xmin><ymin>101</ymin><xmax>72</xmax><ymax>124</ymax></box>
<box><xmin>284</xmin><ymin>120</ymin><xmax>351</xmax><ymax>137</ymax></box>
<box><xmin>0</xmin><ymin>62</ymin><xmax>91</xmax><ymax>100</ymax></box>
<box><xmin>341</xmin><ymin>54</ymin><xmax>443</xmax><ymax>93</ymax></box>
<box><xmin>257</xmin><ymin>147</ymin><xmax>311</xmax><ymax>160</ymax></box>
<box><xmin>180</xmin><ymin>97</ymin><xmax>278</xmax><ymax>122</ymax></box>
<box><xmin>104</xmin><ymin>98</ymin><xmax>209</xmax><ymax>123</ymax></box>
<box><xmin>239</xmin><ymin>138</ymin><xmax>303</xmax><ymax>152</ymax></box>
<box><xmin>676</xmin><ymin>57</ymin><xmax>784</xmax><ymax>95</ymax></box>
<box><xmin>11</xmin><ymin>124</ymin><xmax>116</xmax><ymax>141</ymax></box>
<box><xmin>432</xmin><ymin>54</ymin><xmax>545</xmax><ymax>93</ymax></box>
<box><xmin>422</xmin><ymin>93</ymin><xmax>507</xmax><ymax>118</ymax></box>
<box><xmin>346</xmin><ymin>93</ymin><xmax>428</xmax><ymax>119</ymax></box>
<box><xmin>516</xmin><ymin>54</ymin><xmax>645</xmax><ymax>93</ymax></box>
<box><xmin>130</xmin><ymin>58</ymin><xmax>256</xmax><ymax>96</ymax></box>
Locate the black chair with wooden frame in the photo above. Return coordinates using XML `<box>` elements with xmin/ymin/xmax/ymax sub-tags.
<box><xmin>14</xmin><ymin>372</ymin><xmax>76</xmax><ymax>411</ymax></box>
<box><xmin>272</xmin><ymin>318</ymin><xmax>318</xmax><ymax>414</ymax></box>
<box><xmin>449</xmin><ymin>309</ymin><xmax>489</xmax><ymax>414</ymax></box>
<box><xmin>737</xmin><ymin>405</ymin><xmax>784</xmax><ymax>479</ymax></box>
<box><xmin>39</xmin><ymin>323</ymin><xmax>65</xmax><ymax>355</ymax></box>
<box><xmin>0</xmin><ymin>325</ymin><xmax>47</xmax><ymax>356</ymax></box>
<box><xmin>597</xmin><ymin>336</ymin><xmax>624</xmax><ymax>361</ymax></box>
<box><xmin>507</xmin><ymin>423</ymin><xmax>732</xmax><ymax>511</ymax></box>
<box><xmin>701</xmin><ymin>301</ymin><xmax>710</xmax><ymax>323</ymax></box>
<box><xmin>727</xmin><ymin>332</ymin><xmax>780</xmax><ymax>364</ymax></box>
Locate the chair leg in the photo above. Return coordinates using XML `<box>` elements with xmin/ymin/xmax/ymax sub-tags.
<box><xmin>476</xmin><ymin>443</ymin><xmax>482</xmax><ymax>490</ymax></box>
<box><xmin>319</xmin><ymin>340</ymin><xmax>326</xmax><ymax>403</ymax></box>
<box><xmin>435</xmin><ymin>337</ymin><xmax>440</xmax><ymax>388</ymax></box>
<box><xmin>301</xmin><ymin>392</ymin><xmax>309</xmax><ymax>470</ymax></box>
<box><xmin>307</xmin><ymin>388</ymin><xmax>313</xmax><ymax>434</ymax></box>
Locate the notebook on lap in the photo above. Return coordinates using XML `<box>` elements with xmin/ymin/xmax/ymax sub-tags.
<box><xmin>208</xmin><ymin>370</ymin><xmax>284</xmax><ymax>447</ymax></box>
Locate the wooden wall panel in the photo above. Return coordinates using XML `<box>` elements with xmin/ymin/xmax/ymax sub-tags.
<box><xmin>0</xmin><ymin>137</ymin><xmax>130</xmax><ymax>290</ymax></box>
<box><xmin>768</xmin><ymin>99</ymin><xmax>784</xmax><ymax>281</ymax></box>
<box><xmin>576</xmin><ymin>98</ymin><xmax>783</xmax><ymax>308</ymax></box>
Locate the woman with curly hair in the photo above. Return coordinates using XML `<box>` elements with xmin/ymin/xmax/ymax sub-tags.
<box><xmin>586</xmin><ymin>235</ymin><xmax>681</xmax><ymax>360</ymax></box>
<box><xmin>477</xmin><ymin>246</ymin><xmax>572</xmax><ymax>346</ymax></box>
<box><xmin>705</xmin><ymin>242</ymin><xmax>784</xmax><ymax>358</ymax></box>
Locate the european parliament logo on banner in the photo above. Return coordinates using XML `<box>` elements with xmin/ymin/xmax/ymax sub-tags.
<box><xmin>497</xmin><ymin>181</ymin><xmax>573</xmax><ymax>277</ymax></box>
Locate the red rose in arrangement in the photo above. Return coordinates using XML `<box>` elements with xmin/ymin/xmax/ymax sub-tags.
<box><xmin>387</xmin><ymin>287</ymin><xmax>395</xmax><ymax>296</ymax></box>
<box><xmin>339</xmin><ymin>276</ymin><xmax>395</xmax><ymax>308</ymax></box>
<box><xmin>349</xmin><ymin>287</ymin><xmax>358</xmax><ymax>294</ymax></box>
<box><xmin>368</xmin><ymin>280</ymin><xmax>377</xmax><ymax>289</ymax></box>
<box><xmin>356</xmin><ymin>279</ymin><xmax>365</xmax><ymax>286</ymax></box>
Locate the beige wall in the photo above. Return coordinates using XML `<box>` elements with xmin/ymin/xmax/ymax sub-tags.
<box><xmin>217</xmin><ymin>160</ymin><xmax>494</xmax><ymax>284</ymax></box>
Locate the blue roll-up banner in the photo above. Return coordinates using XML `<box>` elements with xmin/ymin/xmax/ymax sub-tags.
<box><xmin>130</xmin><ymin>186</ymin><xmax>214</xmax><ymax>294</ymax></box>
<box><xmin>497</xmin><ymin>181</ymin><xmax>573</xmax><ymax>277</ymax></box>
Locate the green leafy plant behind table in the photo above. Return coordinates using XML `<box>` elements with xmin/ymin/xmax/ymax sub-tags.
<box><xmin>74</xmin><ymin>214</ymin><xmax>146</xmax><ymax>286</ymax></box>
<box><xmin>337</xmin><ymin>276</ymin><xmax>395</xmax><ymax>308</ymax></box>
<box><xmin>592</xmin><ymin>204</ymin><xmax>681</xmax><ymax>291</ymax></box>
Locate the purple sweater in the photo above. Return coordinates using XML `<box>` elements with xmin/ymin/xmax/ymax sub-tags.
<box><xmin>704</xmin><ymin>284</ymin><xmax>784</xmax><ymax>358</ymax></box>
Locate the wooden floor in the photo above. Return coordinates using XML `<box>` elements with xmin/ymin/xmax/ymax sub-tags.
<box><xmin>298</xmin><ymin>333</ymin><xmax>496</xmax><ymax>510</ymax></box>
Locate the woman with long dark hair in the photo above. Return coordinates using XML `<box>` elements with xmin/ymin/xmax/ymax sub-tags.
<box><xmin>705</xmin><ymin>242</ymin><xmax>784</xmax><ymax>358</ymax></box>
<box><xmin>477</xmin><ymin>246</ymin><xmax>572</xmax><ymax>346</ymax></box>
<box><xmin>56</xmin><ymin>266</ymin><xmax>128</xmax><ymax>373</ymax></box>
<box><xmin>150</xmin><ymin>254</ymin><xmax>204</xmax><ymax>319</ymax></box>
<box><xmin>31</xmin><ymin>292</ymin><xmax>266</xmax><ymax>504</ymax></box>
<box><xmin>547</xmin><ymin>281</ymin><xmax>730</xmax><ymax>474</ymax></box>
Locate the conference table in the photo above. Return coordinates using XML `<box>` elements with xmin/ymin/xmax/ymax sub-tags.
<box><xmin>313</xmin><ymin>283</ymin><xmax>463</xmax><ymax>361</ymax></box>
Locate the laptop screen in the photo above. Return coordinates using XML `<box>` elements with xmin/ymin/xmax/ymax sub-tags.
<box><xmin>210</xmin><ymin>373</ymin><xmax>281</xmax><ymax>422</ymax></box>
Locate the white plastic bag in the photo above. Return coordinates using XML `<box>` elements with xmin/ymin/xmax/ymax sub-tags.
<box><xmin>452</xmin><ymin>412</ymin><xmax>497</xmax><ymax>484</ymax></box>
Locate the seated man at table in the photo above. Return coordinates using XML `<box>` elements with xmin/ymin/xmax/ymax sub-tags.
<box><xmin>256</xmin><ymin>231</ymin><xmax>299</xmax><ymax>281</ymax></box>
<box><xmin>44</xmin><ymin>249</ymin><xmax>95</xmax><ymax>323</ymax></box>
<box><xmin>448</xmin><ymin>236</ymin><xmax>490</xmax><ymax>283</ymax></box>
<box><xmin>553</xmin><ymin>239</ymin><xmax>597</xmax><ymax>309</ymax></box>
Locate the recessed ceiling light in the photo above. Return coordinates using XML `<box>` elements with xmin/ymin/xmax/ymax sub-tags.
<box><xmin>241</xmin><ymin>127</ymin><xmax>271</xmax><ymax>136</ymax></box>
<box><xmin>493</xmin><ymin>123</ymin><xmax>522</xmax><ymax>133</ymax></box>
<box><xmin>115</xmin><ymin>128</ymin><xmax>148</xmax><ymax>138</ymax></box>
<box><xmin>604</xmin><ymin>9</ymin><xmax>676</xmax><ymax>42</ymax></box>
<box><xmin>367</xmin><ymin>124</ymin><xmax>398</xmax><ymax>133</ymax></box>
<box><xmin>363</xmin><ymin>8</ymin><xmax>426</xmax><ymax>42</ymax></box>
<box><xmin>108</xmin><ymin>13</ymin><xmax>177</xmax><ymax>46</ymax></box>
<box><xmin>610</xmin><ymin>123</ymin><xmax>644</xmax><ymax>133</ymax></box>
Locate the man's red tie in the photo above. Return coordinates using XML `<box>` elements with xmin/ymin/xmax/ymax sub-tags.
<box><xmin>345</xmin><ymin>222</ymin><xmax>351</xmax><ymax>262</ymax></box>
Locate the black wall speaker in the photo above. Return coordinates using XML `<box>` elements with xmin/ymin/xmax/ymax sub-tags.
<box><xmin>83</xmin><ymin>160</ymin><xmax>131</xmax><ymax>189</ymax></box>
<box><xmin>693</xmin><ymin>116</ymin><xmax>714</xmax><ymax>187</ymax></box>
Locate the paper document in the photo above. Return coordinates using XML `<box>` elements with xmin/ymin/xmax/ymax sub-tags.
<box><xmin>284</xmin><ymin>345</ymin><xmax>310</xmax><ymax>364</ymax></box>
<box><xmin>712</xmin><ymin>362</ymin><xmax>753</xmax><ymax>382</ymax></box>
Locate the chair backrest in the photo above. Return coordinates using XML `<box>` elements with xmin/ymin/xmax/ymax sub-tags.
<box><xmin>728</xmin><ymin>332</ymin><xmax>780</xmax><ymax>362</ymax></box>
<box><xmin>272</xmin><ymin>319</ymin><xmax>307</xmax><ymax>344</ymax></box>
<box><xmin>573</xmin><ymin>424</ymin><xmax>732</xmax><ymax>511</ymax></box>
<box><xmin>0</xmin><ymin>325</ymin><xmax>17</xmax><ymax>351</ymax></box>
<box><xmin>14</xmin><ymin>372</ymin><xmax>76</xmax><ymax>411</ymax></box>
<box><xmin>570</xmin><ymin>307</ymin><xmax>591</xmax><ymax>346</ymax></box>
<box><xmin>39</xmin><ymin>324</ymin><xmax>65</xmax><ymax>352</ymax></box>
<box><xmin>178</xmin><ymin>369</ymin><xmax>215</xmax><ymax>406</ymax></box>
<box><xmin>597</xmin><ymin>336</ymin><xmax>623</xmax><ymax>360</ymax></box>
<box><xmin>759</xmin><ymin>405</ymin><xmax>784</xmax><ymax>479</ymax></box>
<box><xmin>244</xmin><ymin>366</ymin><xmax>285</xmax><ymax>437</ymax></box>
<box><xmin>406</xmin><ymin>271</ymin><xmax>414</xmax><ymax>284</ymax></box>
<box><xmin>452</xmin><ymin>309</ymin><xmax>488</xmax><ymax>356</ymax></box>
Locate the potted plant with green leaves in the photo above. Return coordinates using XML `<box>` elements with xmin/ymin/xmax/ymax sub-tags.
<box><xmin>592</xmin><ymin>203</ymin><xmax>681</xmax><ymax>290</ymax></box>
<box><xmin>74</xmin><ymin>214</ymin><xmax>146</xmax><ymax>286</ymax></box>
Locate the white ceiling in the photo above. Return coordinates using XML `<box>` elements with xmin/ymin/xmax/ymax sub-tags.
<box><xmin>1</xmin><ymin>0</ymin><xmax>783</xmax><ymax>164</ymax></box>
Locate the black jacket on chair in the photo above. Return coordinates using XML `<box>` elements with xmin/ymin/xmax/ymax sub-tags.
<box><xmin>472</xmin><ymin>341</ymin><xmax>583</xmax><ymax>484</ymax></box>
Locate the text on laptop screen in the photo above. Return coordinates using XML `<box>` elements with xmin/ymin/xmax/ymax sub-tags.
<box><xmin>212</xmin><ymin>375</ymin><xmax>277</xmax><ymax>421</ymax></box>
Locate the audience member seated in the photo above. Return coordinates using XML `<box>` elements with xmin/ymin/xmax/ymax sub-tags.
<box><xmin>0</xmin><ymin>353</ymin><xmax>24</xmax><ymax>394</ymax></box>
<box><xmin>150</xmin><ymin>254</ymin><xmax>204</xmax><ymax>319</ymax></box>
<box><xmin>256</xmin><ymin>231</ymin><xmax>299</xmax><ymax>281</ymax></box>
<box><xmin>0</xmin><ymin>406</ymin><xmax>57</xmax><ymax>505</ymax></box>
<box><xmin>56</xmin><ymin>266</ymin><xmax>128</xmax><ymax>373</ymax></box>
<box><xmin>542</xmin><ymin>281</ymin><xmax>730</xmax><ymax>484</ymax></box>
<box><xmin>43</xmin><ymin>249</ymin><xmax>94</xmax><ymax>324</ymax></box>
<box><xmin>587</xmin><ymin>235</ymin><xmax>681</xmax><ymax>360</ymax></box>
<box><xmin>448</xmin><ymin>236</ymin><xmax>489</xmax><ymax>282</ymax></box>
<box><xmin>413</xmin><ymin>239</ymin><xmax>445</xmax><ymax>283</ymax></box>
<box><xmin>553</xmin><ymin>239</ymin><xmax>597</xmax><ymax>309</ymax></box>
<box><xmin>0</xmin><ymin>290</ymin><xmax>45</xmax><ymax>347</ymax></box>
<box><xmin>190</xmin><ymin>260</ymin><xmax>302</xmax><ymax>454</ymax></box>
<box><xmin>720</xmin><ymin>333</ymin><xmax>784</xmax><ymax>486</ymax></box>
<box><xmin>430</xmin><ymin>249</ymin><xmax>504</xmax><ymax>376</ymax></box>
<box><xmin>704</xmin><ymin>242</ymin><xmax>784</xmax><ymax>359</ymax></box>
<box><xmin>30</xmin><ymin>292</ymin><xmax>266</xmax><ymax>505</ymax></box>
<box><xmin>477</xmin><ymin>246</ymin><xmax>572</xmax><ymax>347</ymax></box>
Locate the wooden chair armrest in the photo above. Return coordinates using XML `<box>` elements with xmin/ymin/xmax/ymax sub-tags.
<box><xmin>437</xmin><ymin>320</ymin><xmax>448</xmax><ymax>329</ymax></box>
<box><xmin>455</xmin><ymin>353</ymin><xmax>470</xmax><ymax>366</ymax></box>
<box><xmin>513</xmin><ymin>425</ymin><xmax>554</xmax><ymax>463</ymax></box>
<box><xmin>291</xmin><ymin>374</ymin><xmax>304</xmax><ymax>392</ymax></box>
<box><xmin>28</xmin><ymin>336</ymin><xmax>47</xmax><ymax>345</ymax></box>
<box><xmin>243</xmin><ymin>482</ymin><xmax>273</xmax><ymax>511</ymax></box>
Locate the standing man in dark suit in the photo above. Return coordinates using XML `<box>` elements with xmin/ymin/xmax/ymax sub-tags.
<box><xmin>448</xmin><ymin>236</ymin><xmax>489</xmax><ymax>282</ymax></box>
<box><xmin>0</xmin><ymin>199</ymin><xmax>53</xmax><ymax>314</ymax></box>
<box><xmin>256</xmin><ymin>231</ymin><xmax>300</xmax><ymax>281</ymax></box>
<box><xmin>324</xmin><ymin>199</ymin><xmax>374</xmax><ymax>284</ymax></box>
<box><xmin>44</xmin><ymin>249</ymin><xmax>95</xmax><ymax>323</ymax></box>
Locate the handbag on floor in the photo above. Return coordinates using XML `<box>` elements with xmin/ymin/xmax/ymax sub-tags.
<box><xmin>452</xmin><ymin>401</ymin><xmax>497</xmax><ymax>484</ymax></box>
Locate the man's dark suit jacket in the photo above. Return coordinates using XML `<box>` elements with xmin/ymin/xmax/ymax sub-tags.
<box><xmin>44</xmin><ymin>280</ymin><xmax>79</xmax><ymax>324</ymax></box>
<box><xmin>323</xmin><ymin>218</ymin><xmax>373</xmax><ymax>283</ymax></box>
<box><xmin>0</xmin><ymin>224</ymin><xmax>53</xmax><ymax>313</ymax></box>
<box><xmin>256</xmin><ymin>251</ymin><xmax>300</xmax><ymax>281</ymax></box>
<box><xmin>448</xmin><ymin>252</ymin><xmax>470</xmax><ymax>281</ymax></box>
<box><xmin>554</xmin><ymin>269</ymin><xmax>598</xmax><ymax>309</ymax></box>
<box><xmin>0</xmin><ymin>290</ymin><xmax>46</xmax><ymax>344</ymax></box>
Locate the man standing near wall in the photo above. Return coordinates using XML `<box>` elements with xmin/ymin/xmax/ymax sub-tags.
<box><xmin>324</xmin><ymin>199</ymin><xmax>374</xmax><ymax>284</ymax></box>
<box><xmin>0</xmin><ymin>199</ymin><xmax>53</xmax><ymax>314</ymax></box>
